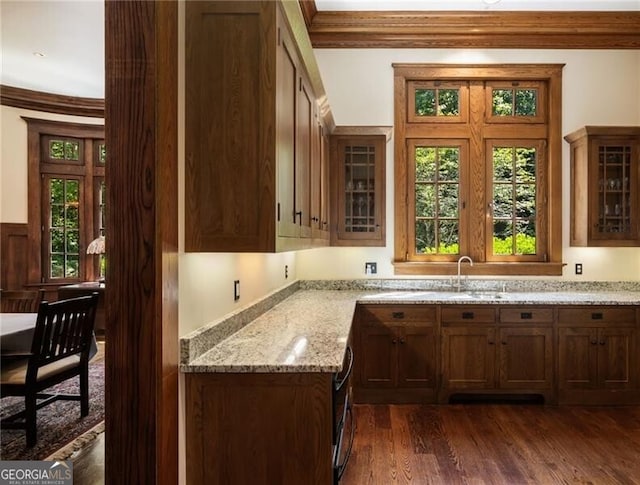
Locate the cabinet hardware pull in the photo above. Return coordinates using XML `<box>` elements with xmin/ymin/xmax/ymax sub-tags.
<box><xmin>462</xmin><ymin>312</ymin><xmax>474</xmax><ymax>319</ymax></box>
<box><xmin>392</xmin><ymin>338</ymin><xmax>397</xmax><ymax>344</ymax></box>
<box><xmin>392</xmin><ymin>311</ymin><xmax>405</xmax><ymax>319</ymax></box>
<box><xmin>400</xmin><ymin>338</ymin><xmax>405</xmax><ymax>344</ymax></box>
<box><xmin>295</xmin><ymin>211</ymin><xmax>302</xmax><ymax>224</ymax></box>
<box><xmin>591</xmin><ymin>312</ymin><xmax>603</xmax><ymax>320</ymax></box>
<box><xmin>501</xmin><ymin>341</ymin><xmax>507</xmax><ymax>345</ymax></box>
<box><xmin>488</xmin><ymin>340</ymin><xmax>495</xmax><ymax>345</ymax></box>
<box><xmin>599</xmin><ymin>340</ymin><xmax>606</xmax><ymax>345</ymax></box>
<box><xmin>520</xmin><ymin>312</ymin><xmax>532</xmax><ymax>319</ymax></box>
<box><xmin>591</xmin><ymin>340</ymin><xmax>598</xmax><ymax>345</ymax></box>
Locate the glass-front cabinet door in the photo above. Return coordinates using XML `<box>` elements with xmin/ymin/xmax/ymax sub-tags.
<box><xmin>566</xmin><ymin>127</ymin><xmax>640</xmax><ymax>247</ymax></box>
<box><xmin>595</xmin><ymin>142</ymin><xmax>635</xmax><ymax>238</ymax></box>
<box><xmin>331</xmin><ymin>135</ymin><xmax>386</xmax><ymax>246</ymax></box>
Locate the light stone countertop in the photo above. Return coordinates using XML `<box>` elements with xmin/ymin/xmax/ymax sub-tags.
<box><xmin>181</xmin><ymin>287</ymin><xmax>640</xmax><ymax>374</ymax></box>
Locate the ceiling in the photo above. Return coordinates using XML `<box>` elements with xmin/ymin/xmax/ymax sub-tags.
<box><xmin>0</xmin><ymin>0</ymin><xmax>638</xmax><ymax>99</ymax></box>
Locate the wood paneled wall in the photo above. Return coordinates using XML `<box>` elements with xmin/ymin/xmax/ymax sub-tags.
<box><xmin>0</xmin><ymin>223</ymin><xmax>28</xmax><ymax>290</ymax></box>
<box><xmin>104</xmin><ymin>1</ymin><xmax>178</xmax><ymax>484</ymax></box>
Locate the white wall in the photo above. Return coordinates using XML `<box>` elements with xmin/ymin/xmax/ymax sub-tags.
<box><xmin>297</xmin><ymin>49</ymin><xmax>640</xmax><ymax>281</ymax></box>
<box><xmin>0</xmin><ymin>106</ymin><xmax>103</xmax><ymax>223</ymax></box>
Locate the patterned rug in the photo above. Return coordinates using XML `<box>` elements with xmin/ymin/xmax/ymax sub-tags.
<box><xmin>1</xmin><ymin>343</ymin><xmax>105</xmax><ymax>461</ymax></box>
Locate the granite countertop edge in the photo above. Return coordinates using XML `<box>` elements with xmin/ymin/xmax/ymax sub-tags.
<box><xmin>181</xmin><ymin>286</ymin><xmax>640</xmax><ymax>375</ymax></box>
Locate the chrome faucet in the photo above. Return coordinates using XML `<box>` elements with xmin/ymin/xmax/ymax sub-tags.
<box><xmin>456</xmin><ymin>256</ymin><xmax>474</xmax><ymax>292</ymax></box>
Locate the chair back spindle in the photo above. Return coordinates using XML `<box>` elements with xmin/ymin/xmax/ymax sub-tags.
<box><xmin>30</xmin><ymin>294</ymin><xmax>98</xmax><ymax>368</ymax></box>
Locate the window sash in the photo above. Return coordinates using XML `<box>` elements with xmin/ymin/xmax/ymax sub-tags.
<box><xmin>484</xmin><ymin>139</ymin><xmax>548</xmax><ymax>262</ymax></box>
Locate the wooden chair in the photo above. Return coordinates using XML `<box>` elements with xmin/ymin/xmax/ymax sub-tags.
<box><xmin>0</xmin><ymin>293</ymin><xmax>99</xmax><ymax>447</ymax></box>
<box><xmin>0</xmin><ymin>290</ymin><xmax>42</xmax><ymax>313</ymax></box>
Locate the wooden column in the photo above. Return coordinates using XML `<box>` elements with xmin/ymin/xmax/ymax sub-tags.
<box><xmin>105</xmin><ymin>1</ymin><xmax>178</xmax><ymax>484</ymax></box>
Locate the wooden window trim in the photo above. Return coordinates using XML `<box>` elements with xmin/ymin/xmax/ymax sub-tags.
<box><xmin>25</xmin><ymin>118</ymin><xmax>105</xmax><ymax>285</ymax></box>
<box><xmin>393</xmin><ymin>64</ymin><xmax>563</xmax><ymax>277</ymax></box>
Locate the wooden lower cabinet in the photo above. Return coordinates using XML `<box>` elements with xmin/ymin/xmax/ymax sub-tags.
<box><xmin>354</xmin><ymin>305</ymin><xmax>437</xmax><ymax>403</ymax></box>
<box><xmin>439</xmin><ymin>324</ymin><xmax>554</xmax><ymax>402</ymax></box>
<box><xmin>185</xmin><ymin>372</ymin><xmax>335</xmax><ymax>485</ymax></box>
<box><xmin>558</xmin><ymin>307</ymin><xmax>638</xmax><ymax>404</ymax></box>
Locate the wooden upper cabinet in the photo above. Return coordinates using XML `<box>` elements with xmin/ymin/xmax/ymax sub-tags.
<box><xmin>565</xmin><ymin>126</ymin><xmax>640</xmax><ymax>247</ymax></box>
<box><xmin>185</xmin><ymin>1</ymin><xmax>332</xmax><ymax>252</ymax></box>
<box><xmin>330</xmin><ymin>134</ymin><xmax>387</xmax><ymax>246</ymax></box>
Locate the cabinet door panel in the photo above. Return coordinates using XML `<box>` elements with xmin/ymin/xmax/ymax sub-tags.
<box><xmin>359</xmin><ymin>324</ymin><xmax>396</xmax><ymax>387</ymax></box>
<box><xmin>498</xmin><ymin>327</ymin><xmax>553</xmax><ymax>389</ymax></box>
<box><xmin>276</xmin><ymin>29</ymin><xmax>298</xmax><ymax>238</ymax></box>
<box><xmin>296</xmin><ymin>76</ymin><xmax>313</xmax><ymax>238</ymax></box>
<box><xmin>397</xmin><ymin>325</ymin><xmax>436</xmax><ymax>388</ymax></box>
<box><xmin>442</xmin><ymin>327</ymin><xmax>495</xmax><ymax>389</ymax></box>
<box><xmin>558</xmin><ymin>327</ymin><xmax>598</xmax><ymax>389</ymax></box>
<box><xmin>599</xmin><ymin>327</ymin><xmax>635</xmax><ymax>389</ymax></box>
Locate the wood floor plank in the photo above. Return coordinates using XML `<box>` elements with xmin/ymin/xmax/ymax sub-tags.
<box><xmin>342</xmin><ymin>404</ymin><xmax>640</xmax><ymax>485</ymax></box>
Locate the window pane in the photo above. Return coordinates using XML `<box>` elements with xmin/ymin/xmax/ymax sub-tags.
<box><xmin>515</xmin><ymin>147</ymin><xmax>536</xmax><ymax>182</ymax></box>
<box><xmin>493</xmin><ymin>184</ymin><xmax>513</xmax><ymax>217</ymax></box>
<box><xmin>50</xmin><ymin>178</ymin><xmax>64</xmax><ymax>204</ymax></box>
<box><xmin>439</xmin><ymin>184</ymin><xmax>458</xmax><ymax>218</ymax></box>
<box><xmin>438</xmin><ymin>220</ymin><xmax>460</xmax><ymax>254</ymax></box>
<box><xmin>515</xmin><ymin>89</ymin><xmax>537</xmax><ymax>116</ymax></box>
<box><xmin>64</xmin><ymin>141</ymin><xmax>80</xmax><ymax>160</ymax></box>
<box><xmin>414</xmin><ymin>145</ymin><xmax>460</xmax><ymax>257</ymax></box>
<box><xmin>415</xmin><ymin>147</ymin><xmax>436</xmax><ymax>181</ymax></box>
<box><xmin>416</xmin><ymin>220</ymin><xmax>436</xmax><ymax>254</ymax></box>
<box><xmin>516</xmin><ymin>184</ymin><xmax>536</xmax><ymax>218</ymax></box>
<box><xmin>66</xmin><ymin>255</ymin><xmax>79</xmax><ymax>278</ymax></box>
<box><xmin>415</xmin><ymin>89</ymin><xmax>436</xmax><ymax>116</ymax></box>
<box><xmin>416</xmin><ymin>184</ymin><xmax>435</xmax><ymax>218</ymax></box>
<box><xmin>438</xmin><ymin>89</ymin><xmax>459</xmax><ymax>116</ymax></box>
<box><xmin>51</xmin><ymin>254</ymin><xmax>64</xmax><ymax>278</ymax></box>
<box><xmin>492</xmin><ymin>145</ymin><xmax>538</xmax><ymax>257</ymax></box>
<box><xmin>66</xmin><ymin>180</ymin><xmax>79</xmax><ymax>203</ymax></box>
<box><xmin>67</xmin><ymin>230</ymin><xmax>80</xmax><ymax>253</ymax></box>
<box><xmin>493</xmin><ymin>147</ymin><xmax>513</xmax><ymax>182</ymax></box>
<box><xmin>50</xmin><ymin>229</ymin><xmax>65</xmax><ymax>253</ymax></box>
<box><xmin>51</xmin><ymin>205</ymin><xmax>64</xmax><ymax>227</ymax></box>
<box><xmin>492</xmin><ymin>89</ymin><xmax>513</xmax><ymax>116</ymax></box>
<box><xmin>438</xmin><ymin>148</ymin><xmax>459</xmax><ymax>181</ymax></box>
<box><xmin>493</xmin><ymin>220</ymin><xmax>513</xmax><ymax>255</ymax></box>
<box><xmin>47</xmin><ymin>177</ymin><xmax>81</xmax><ymax>279</ymax></box>
<box><xmin>516</xmin><ymin>220</ymin><xmax>536</xmax><ymax>254</ymax></box>
<box><xmin>49</xmin><ymin>140</ymin><xmax>65</xmax><ymax>159</ymax></box>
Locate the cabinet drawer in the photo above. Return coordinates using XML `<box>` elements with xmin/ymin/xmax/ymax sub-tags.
<box><xmin>441</xmin><ymin>306</ymin><xmax>496</xmax><ymax>323</ymax></box>
<box><xmin>557</xmin><ymin>307</ymin><xmax>636</xmax><ymax>324</ymax></box>
<box><xmin>500</xmin><ymin>307</ymin><xmax>553</xmax><ymax>323</ymax></box>
<box><xmin>359</xmin><ymin>305</ymin><xmax>436</xmax><ymax>323</ymax></box>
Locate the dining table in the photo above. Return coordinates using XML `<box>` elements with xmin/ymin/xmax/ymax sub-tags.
<box><xmin>0</xmin><ymin>313</ymin><xmax>98</xmax><ymax>359</ymax></box>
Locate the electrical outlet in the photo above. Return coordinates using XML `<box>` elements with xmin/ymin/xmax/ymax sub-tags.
<box><xmin>234</xmin><ymin>280</ymin><xmax>240</xmax><ymax>301</ymax></box>
<box><xmin>365</xmin><ymin>262</ymin><xmax>377</xmax><ymax>275</ymax></box>
<box><xmin>285</xmin><ymin>265</ymin><xmax>289</xmax><ymax>279</ymax></box>
<box><xmin>575</xmin><ymin>263</ymin><xmax>583</xmax><ymax>275</ymax></box>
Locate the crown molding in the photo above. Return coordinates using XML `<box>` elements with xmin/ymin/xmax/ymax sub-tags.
<box><xmin>307</xmin><ymin>10</ymin><xmax>640</xmax><ymax>48</ymax></box>
<box><xmin>0</xmin><ymin>85</ymin><xmax>104</xmax><ymax>118</ymax></box>
<box><xmin>298</xmin><ymin>0</ymin><xmax>318</xmax><ymax>28</ymax></box>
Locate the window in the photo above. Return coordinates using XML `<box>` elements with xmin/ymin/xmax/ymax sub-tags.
<box><xmin>393</xmin><ymin>64</ymin><xmax>563</xmax><ymax>276</ymax></box>
<box><xmin>26</xmin><ymin>119</ymin><xmax>105</xmax><ymax>284</ymax></box>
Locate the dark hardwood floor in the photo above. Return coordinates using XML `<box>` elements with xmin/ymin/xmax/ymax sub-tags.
<box><xmin>342</xmin><ymin>404</ymin><xmax>640</xmax><ymax>484</ymax></box>
<box><xmin>70</xmin><ymin>404</ymin><xmax>640</xmax><ymax>484</ymax></box>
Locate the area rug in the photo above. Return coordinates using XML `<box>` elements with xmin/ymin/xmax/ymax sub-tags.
<box><xmin>0</xmin><ymin>343</ymin><xmax>105</xmax><ymax>461</ymax></box>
